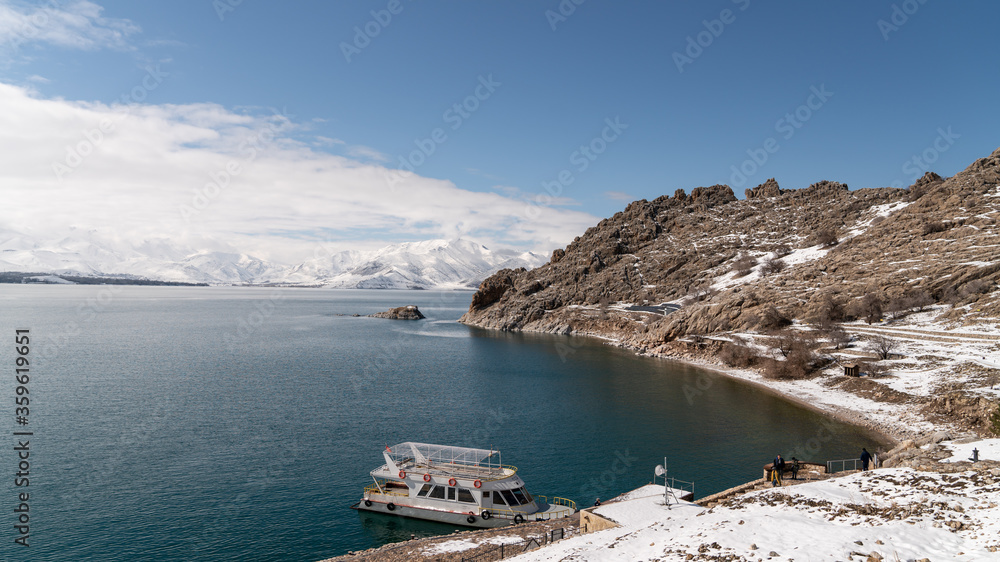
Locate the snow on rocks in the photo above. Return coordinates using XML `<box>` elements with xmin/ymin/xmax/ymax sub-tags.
<box><xmin>512</xmin><ymin>469</ymin><xmax>1000</xmax><ymax>561</ymax></box>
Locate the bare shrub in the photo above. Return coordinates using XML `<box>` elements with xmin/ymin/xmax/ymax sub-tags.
<box><xmin>859</xmin><ymin>360</ymin><xmax>889</xmax><ymax>378</ymax></box>
<box><xmin>774</xmin><ymin>329</ymin><xmax>814</xmax><ymax>358</ymax></box>
<box><xmin>762</xmin><ymin>346</ymin><xmax>817</xmax><ymax>380</ymax></box>
<box><xmin>760</xmin><ymin>258</ymin><xmax>786</xmax><ymax>276</ymax></box>
<box><xmin>813</xmin><ymin>228</ymin><xmax>838</xmax><ymax>247</ymax></box>
<box><xmin>959</xmin><ymin>279</ymin><xmax>992</xmax><ymax>299</ymax></box>
<box><xmin>732</xmin><ymin>254</ymin><xmax>757</xmax><ymax>277</ymax></box>
<box><xmin>719</xmin><ymin>340</ymin><xmax>759</xmax><ymax>368</ymax></box>
<box><xmin>847</xmin><ymin>293</ymin><xmax>883</xmax><ymax>325</ymax></box>
<box><xmin>921</xmin><ymin>220</ymin><xmax>948</xmax><ymax>235</ymax></box>
<box><xmin>812</xmin><ymin>293</ymin><xmax>845</xmax><ymax>328</ymax></box>
<box><xmin>909</xmin><ymin>289</ymin><xmax>934</xmax><ymax>311</ymax></box>
<box><xmin>886</xmin><ymin>296</ymin><xmax>912</xmax><ymax>320</ymax></box>
<box><xmin>773</xmin><ymin>244</ymin><xmax>792</xmax><ymax>257</ymax></box>
<box><xmin>869</xmin><ymin>334</ymin><xmax>899</xmax><ymax>360</ymax></box>
<box><xmin>826</xmin><ymin>327</ymin><xmax>850</xmax><ymax>349</ymax></box>
<box><xmin>758</xmin><ymin>306</ymin><xmax>792</xmax><ymax>332</ymax></box>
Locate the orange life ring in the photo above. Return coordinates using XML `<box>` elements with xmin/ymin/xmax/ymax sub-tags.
<box><xmin>448</xmin><ymin>478</ymin><xmax>457</xmax><ymax>486</ymax></box>
<box><xmin>398</xmin><ymin>470</ymin><xmax>406</xmax><ymax>479</ymax></box>
<box><xmin>473</xmin><ymin>480</ymin><xmax>482</xmax><ymax>488</ymax></box>
<box><xmin>423</xmin><ymin>473</ymin><xmax>431</xmax><ymax>482</ymax></box>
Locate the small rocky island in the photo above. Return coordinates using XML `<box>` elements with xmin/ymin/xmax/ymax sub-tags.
<box><xmin>369</xmin><ymin>305</ymin><xmax>425</xmax><ymax>320</ymax></box>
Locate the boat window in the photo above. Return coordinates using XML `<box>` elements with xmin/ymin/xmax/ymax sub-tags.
<box><xmin>416</xmin><ymin>484</ymin><xmax>432</xmax><ymax>497</ymax></box>
<box><xmin>482</xmin><ymin>491</ymin><xmax>491</xmax><ymax>499</ymax></box>
<box><xmin>457</xmin><ymin>488</ymin><xmax>475</xmax><ymax>503</ymax></box>
<box><xmin>491</xmin><ymin>491</ymin><xmax>505</xmax><ymax>505</ymax></box>
<box><xmin>512</xmin><ymin>488</ymin><xmax>529</xmax><ymax>505</ymax></box>
<box><xmin>428</xmin><ymin>486</ymin><xmax>445</xmax><ymax>499</ymax></box>
<box><xmin>447</xmin><ymin>487</ymin><xmax>456</xmax><ymax>501</ymax></box>
<box><xmin>501</xmin><ymin>490</ymin><xmax>518</xmax><ymax>506</ymax></box>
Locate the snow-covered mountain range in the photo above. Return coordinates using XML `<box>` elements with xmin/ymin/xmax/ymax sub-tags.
<box><xmin>0</xmin><ymin>229</ymin><xmax>546</xmax><ymax>289</ymax></box>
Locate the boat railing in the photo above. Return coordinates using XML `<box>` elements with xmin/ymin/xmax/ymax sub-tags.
<box><xmin>534</xmin><ymin>496</ymin><xmax>577</xmax><ymax>511</ymax></box>
<box><xmin>364</xmin><ymin>481</ymin><xmax>408</xmax><ymax>498</ymax></box>
<box><xmin>389</xmin><ymin>461</ymin><xmax>518</xmax><ymax>481</ymax></box>
<box><xmin>486</xmin><ymin>504</ymin><xmax>569</xmax><ymax>522</ymax></box>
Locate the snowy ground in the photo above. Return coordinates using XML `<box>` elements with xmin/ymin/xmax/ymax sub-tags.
<box><xmin>941</xmin><ymin>438</ymin><xmax>1000</xmax><ymax>463</ymax></box>
<box><xmin>512</xmin><ymin>472</ymin><xmax>1000</xmax><ymax>561</ymax></box>
<box><xmin>663</xmin><ymin>307</ymin><xmax>1000</xmax><ymax>441</ymax></box>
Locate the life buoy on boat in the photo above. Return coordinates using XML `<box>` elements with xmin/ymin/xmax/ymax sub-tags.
<box><xmin>473</xmin><ymin>479</ymin><xmax>482</xmax><ymax>488</ymax></box>
<box><xmin>480</xmin><ymin>510</ymin><xmax>492</xmax><ymax>520</ymax></box>
<box><xmin>513</xmin><ymin>514</ymin><xmax>524</xmax><ymax>524</ymax></box>
<box><xmin>423</xmin><ymin>473</ymin><xmax>431</xmax><ymax>482</ymax></box>
<box><xmin>398</xmin><ymin>470</ymin><xmax>406</xmax><ymax>479</ymax></box>
<box><xmin>448</xmin><ymin>478</ymin><xmax>457</xmax><ymax>486</ymax></box>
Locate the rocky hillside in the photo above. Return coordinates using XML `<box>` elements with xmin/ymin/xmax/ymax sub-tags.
<box><xmin>460</xmin><ymin>147</ymin><xmax>1000</xmax><ymax>348</ymax></box>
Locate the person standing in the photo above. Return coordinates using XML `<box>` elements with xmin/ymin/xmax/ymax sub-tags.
<box><xmin>860</xmin><ymin>448</ymin><xmax>872</xmax><ymax>471</ymax></box>
<box><xmin>771</xmin><ymin>454</ymin><xmax>785</xmax><ymax>486</ymax></box>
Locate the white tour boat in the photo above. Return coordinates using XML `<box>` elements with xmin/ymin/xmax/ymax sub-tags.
<box><xmin>352</xmin><ymin>442</ymin><xmax>577</xmax><ymax>527</ymax></box>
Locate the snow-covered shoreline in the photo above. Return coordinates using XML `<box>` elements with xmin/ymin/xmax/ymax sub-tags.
<box><xmin>510</xmin><ymin>462</ymin><xmax>1000</xmax><ymax>561</ymax></box>
<box><xmin>589</xmin><ymin>305</ymin><xmax>1000</xmax><ymax>444</ymax></box>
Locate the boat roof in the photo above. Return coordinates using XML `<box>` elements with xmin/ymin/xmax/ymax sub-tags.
<box><xmin>386</xmin><ymin>442</ymin><xmax>499</xmax><ymax>466</ymax></box>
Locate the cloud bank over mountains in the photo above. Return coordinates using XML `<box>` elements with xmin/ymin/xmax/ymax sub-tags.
<box><xmin>0</xmin><ymin>79</ymin><xmax>597</xmax><ymax>264</ymax></box>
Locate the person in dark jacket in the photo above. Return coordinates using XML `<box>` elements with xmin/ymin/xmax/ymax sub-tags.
<box><xmin>860</xmin><ymin>448</ymin><xmax>872</xmax><ymax>471</ymax></box>
<box><xmin>771</xmin><ymin>454</ymin><xmax>786</xmax><ymax>486</ymax></box>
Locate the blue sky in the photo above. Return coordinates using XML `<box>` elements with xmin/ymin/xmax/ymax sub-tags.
<box><xmin>1</xmin><ymin>0</ymin><xmax>998</xmax><ymax>262</ymax></box>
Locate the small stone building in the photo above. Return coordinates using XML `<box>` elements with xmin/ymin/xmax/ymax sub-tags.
<box><xmin>844</xmin><ymin>363</ymin><xmax>859</xmax><ymax>377</ymax></box>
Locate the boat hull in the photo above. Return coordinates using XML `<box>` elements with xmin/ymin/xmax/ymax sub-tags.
<box><xmin>352</xmin><ymin>500</ymin><xmax>523</xmax><ymax>529</ymax></box>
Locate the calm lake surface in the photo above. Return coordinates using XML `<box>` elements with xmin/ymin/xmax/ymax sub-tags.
<box><xmin>0</xmin><ymin>286</ymin><xmax>882</xmax><ymax>561</ymax></box>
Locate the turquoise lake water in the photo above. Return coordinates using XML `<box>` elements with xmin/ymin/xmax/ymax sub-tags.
<box><xmin>0</xmin><ymin>286</ymin><xmax>882</xmax><ymax>561</ymax></box>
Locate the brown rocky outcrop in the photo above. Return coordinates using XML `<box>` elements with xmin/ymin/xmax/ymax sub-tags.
<box><xmin>369</xmin><ymin>305</ymin><xmax>425</xmax><ymax>320</ymax></box>
<box><xmin>461</xmin><ymin>147</ymin><xmax>1000</xmax><ymax>347</ymax></box>
<box><xmin>745</xmin><ymin>178</ymin><xmax>784</xmax><ymax>199</ymax></box>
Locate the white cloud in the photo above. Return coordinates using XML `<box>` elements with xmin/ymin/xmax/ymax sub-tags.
<box><xmin>25</xmin><ymin>73</ymin><xmax>48</xmax><ymax>83</ymax></box>
<box><xmin>346</xmin><ymin>144</ymin><xmax>391</xmax><ymax>163</ymax></box>
<box><xmin>605</xmin><ymin>190</ymin><xmax>635</xmax><ymax>202</ymax></box>
<box><xmin>0</xmin><ymin>82</ymin><xmax>599</xmax><ymax>263</ymax></box>
<box><xmin>0</xmin><ymin>0</ymin><xmax>140</xmax><ymax>53</ymax></box>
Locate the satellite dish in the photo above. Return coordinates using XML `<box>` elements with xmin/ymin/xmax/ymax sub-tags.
<box><xmin>654</xmin><ymin>465</ymin><xmax>665</xmax><ymax>476</ymax></box>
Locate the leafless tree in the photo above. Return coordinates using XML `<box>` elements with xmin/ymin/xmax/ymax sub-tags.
<box><xmin>870</xmin><ymin>334</ymin><xmax>898</xmax><ymax>360</ymax></box>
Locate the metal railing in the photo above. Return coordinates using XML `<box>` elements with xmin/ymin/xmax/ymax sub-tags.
<box><xmin>666</xmin><ymin>478</ymin><xmax>694</xmax><ymax>500</ymax></box>
<box><xmin>364</xmin><ymin>482</ymin><xmax>407</xmax><ymax>497</ymax></box>
<box><xmin>826</xmin><ymin>458</ymin><xmax>862</xmax><ymax>473</ymax></box>
<box><xmin>460</xmin><ymin>528</ymin><xmax>577</xmax><ymax>562</ymax></box>
<box><xmin>533</xmin><ymin>496</ymin><xmax>578</xmax><ymax>511</ymax></box>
